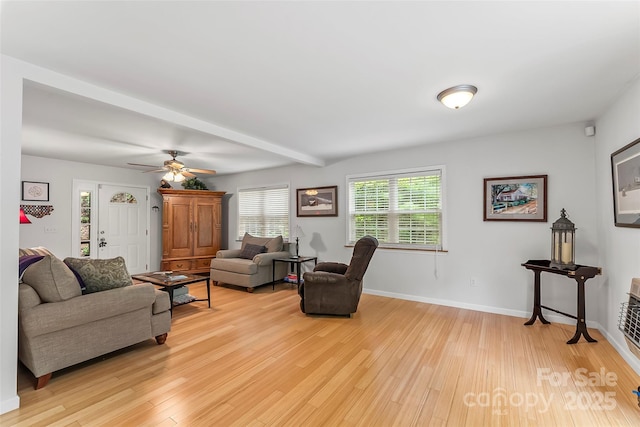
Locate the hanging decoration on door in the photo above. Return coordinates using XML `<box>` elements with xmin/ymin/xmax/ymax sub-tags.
<box><xmin>20</xmin><ymin>205</ymin><xmax>54</xmax><ymax>218</ymax></box>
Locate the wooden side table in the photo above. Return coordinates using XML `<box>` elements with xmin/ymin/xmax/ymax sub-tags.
<box><xmin>522</xmin><ymin>259</ymin><xmax>601</xmax><ymax>344</ymax></box>
<box><xmin>272</xmin><ymin>256</ymin><xmax>318</xmax><ymax>290</ymax></box>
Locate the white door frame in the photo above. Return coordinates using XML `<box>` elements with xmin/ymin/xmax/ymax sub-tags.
<box><xmin>71</xmin><ymin>179</ymin><xmax>150</xmax><ymax>271</ymax></box>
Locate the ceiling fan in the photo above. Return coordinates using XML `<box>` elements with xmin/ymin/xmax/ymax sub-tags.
<box><xmin>128</xmin><ymin>150</ymin><xmax>216</xmax><ymax>182</ymax></box>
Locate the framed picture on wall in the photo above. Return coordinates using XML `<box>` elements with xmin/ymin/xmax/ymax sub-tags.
<box><xmin>297</xmin><ymin>185</ymin><xmax>338</xmax><ymax>217</ymax></box>
<box><xmin>22</xmin><ymin>181</ymin><xmax>50</xmax><ymax>202</ymax></box>
<box><xmin>611</xmin><ymin>137</ymin><xmax>640</xmax><ymax>228</ymax></box>
<box><xmin>483</xmin><ymin>175</ymin><xmax>547</xmax><ymax>221</ymax></box>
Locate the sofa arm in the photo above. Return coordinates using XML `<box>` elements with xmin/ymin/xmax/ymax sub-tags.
<box><xmin>216</xmin><ymin>249</ymin><xmax>242</xmax><ymax>259</ymax></box>
<box><xmin>18</xmin><ymin>283</ymin><xmax>42</xmax><ymax>312</ymax></box>
<box><xmin>253</xmin><ymin>251</ymin><xmax>293</xmax><ymax>266</ymax></box>
<box><xmin>152</xmin><ymin>289</ymin><xmax>171</xmax><ymax>314</ymax></box>
<box><xmin>302</xmin><ymin>271</ymin><xmax>347</xmax><ymax>285</ymax></box>
<box><xmin>314</xmin><ymin>262</ymin><xmax>348</xmax><ymax>275</ymax></box>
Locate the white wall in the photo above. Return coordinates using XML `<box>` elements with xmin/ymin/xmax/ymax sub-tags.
<box><xmin>594</xmin><ymin>77</ymin><xmax>640</xmax><ymax>370</ymax></box>
<box><xmin>0</xmin><ymin>54</ymin><xmax>24</xmax><ymax>415</ymax></box>
<box><xmin>213</xmin><ymin>123</ymin><xmax>601</xmax><ymax>322</ymax></box>
<box><xmin>20</xmin><ymin>155</ymin><xmax>166</xmax><ymax>266</ymax></box>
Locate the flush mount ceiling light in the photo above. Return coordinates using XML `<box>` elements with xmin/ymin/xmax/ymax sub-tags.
<box><xmin>437</xmin><ymin>84</ymin><xmax>478</xmax><ymax>109</ymax></box>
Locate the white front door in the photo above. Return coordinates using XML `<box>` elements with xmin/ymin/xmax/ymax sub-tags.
<box><xmin>98</xmin><ymin>184</ymin><xmax>149</xmax><ymax>274</ymax></box>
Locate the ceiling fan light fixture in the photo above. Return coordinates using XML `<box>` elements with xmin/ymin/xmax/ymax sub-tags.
<box><xmin>162</xmin><ymin>171</ymin><xmax>186</xmax><ymax>182</ymax></box>
<box><xmin>437</xmin><ymin>84</ymin><xmax>477</xmax><ymax>109</ymax></box>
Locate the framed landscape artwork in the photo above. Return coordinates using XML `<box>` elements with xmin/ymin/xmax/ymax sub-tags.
<box><xmin>611</xmin><ymin>137</ymin><xmax>640</xmax><ymax>228</ymax></box>
<box><xmin>483</xmin><ymin>175</ymin><xmax>547</xmax><ymax>222</ymax></box>
<box><xmin>297</xmin><ymin>185</ymin><xmax>338</xmax><ymax>217</ymax></box>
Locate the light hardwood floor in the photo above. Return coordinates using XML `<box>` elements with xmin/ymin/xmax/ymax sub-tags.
<box><xmin>2</xmin><ymin>281</ymin><xmax>640</xmax><ymax>426</ymax></box>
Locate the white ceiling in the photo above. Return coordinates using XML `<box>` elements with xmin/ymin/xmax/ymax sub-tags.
<box><xmin>2</xmin><ymin>1</ymin><xmax>639</xmax><ymax>176</ymax></box>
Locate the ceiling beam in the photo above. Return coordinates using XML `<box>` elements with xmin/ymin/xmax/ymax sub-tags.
<box><xmin>6</xmin><ymin>55</ymin><xmax>325</xmax><ymax>167</ymax></box>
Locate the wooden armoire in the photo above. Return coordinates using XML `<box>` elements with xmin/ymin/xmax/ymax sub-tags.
<box><xmin>158</xmin><ymin>189</ymin><xmax>225</xmax><ymax>275</ymax></box>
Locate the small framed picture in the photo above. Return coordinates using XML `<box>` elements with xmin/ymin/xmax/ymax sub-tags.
<box><xmin>483</xmin><ymin>175</ymin><xmax>547</xmax><ymax>222</ymax></box>
<box><xmin>297</xmin><ymin>185</ymin><xmax>338</xmax><ymax>217</ymax></box>
<box><xmin>22</xmin><ymin>181</ymin><xmax>49</xmax><ymax>202</ymax></box>
<box><xmin>611</xmin><ymin>137</ymin><xmax>640</xmax><ymax>228</ymax></box>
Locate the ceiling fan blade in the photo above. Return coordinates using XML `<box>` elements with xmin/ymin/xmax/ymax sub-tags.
<box><xmin>184</xmin><ymin>167</ymin><xmax>217</xmax><ymax>175</ymax></box>
<box><xmin>182</xmin><ymin>171</ymin><xmax>196</xmax><ymax>178</ymax></box>
<box><xmin>127</xmin><ymin>162</ymin><xmax>161</xmax><ymax>168</ymax></box>
<box><xmin>142</xmin><ymin>168</ymin><xmax>167</xmax><ymax>173</ymax></box>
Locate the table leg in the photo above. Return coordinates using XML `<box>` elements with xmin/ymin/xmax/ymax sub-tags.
<box><xmin>272</xmin><ymin>260</ymin><xmax>276</xmax><ymax>290</ymax></box>
<box><xmin>167</xmin><ymin>287</ymin><xmax>174</xmax><ymax>316</ymax></box>
<box><xmin>567</xmin><ymin>276</ymin><xmax>597</xmax><ymax>344</ymax></box>
<box><xmin>296</xmin><ymin>262</ymin><xmax>301</xmax><ymax>290</ymax></box>
<box><xmin>205</xmin><ymin>278</ymin><xmax>211</xmax><ymax>308</ymax></box>
<box><xmin>524</xmin><ymin>270</ymin><xmax>550</xmax><ymax>325</ymax></box>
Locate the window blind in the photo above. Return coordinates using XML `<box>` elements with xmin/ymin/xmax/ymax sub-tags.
<box><xmin>238</xmin><ymin>185</ymin><xmax>289</xmax><ymax>239</ymax></box>
<box><xmin>347</xmin><ymin>168</ymin><xmax>444</xmax><ymax>250</ymax></box>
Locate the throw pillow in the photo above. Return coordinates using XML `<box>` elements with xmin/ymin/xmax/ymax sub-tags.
<box><xmin>63</xmin><ymin>257</ymin><xmax>132</xmax><ymax>294</ymax></box>
<box><xmin>19</xmin><ymin>246</ymin><xmax>54</xmax><ymax>257</ymax></box>
<box><xmin>22</xmin><ymin>255</ymin><xmax>82</xmax><ymax>302</ymax></box>
<box><xmin>19</xmin><ymin>255</ymin><xmax>44</xmax><ymax>279</ymax></box>
<box><xmin>265</xmin><ymin>235</ymin><xmax>283</xmax><ymax>253</ymax></box>
<box><xmin>239</xmin><ymin>243</ymin><xmax>267</xmax><ymax>260</ymax></box>
<box><xmin>241</xmin><ymin>233</ymin><xmax>283</xmax><ymax>253</ymax></box>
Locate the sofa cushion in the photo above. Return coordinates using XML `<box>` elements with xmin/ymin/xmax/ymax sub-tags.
<box><xmin>241</xmin><ymin>233</ymin><xmax>283</xmax><ymax>253</ymax></box>
<box><xmin>19</xmin><ymin>255</ymin><xmax>44</xmax><ymax>279</ymax></box>
<box><xmin>210</xmin><ymin>257</ymin><xmax>259</xmax><ymax>275</ymax></box>
<box><xmin>22</xmin><ymin>255</ymin><xmax>82</xmax><ymax>303</ymax></box>
<box><xmin>63</xmin><ymin>257</ymin><xmax>132</xmax><ymax>294</ymax></box>
<box><xmin>239</xmin><ymin>243</ymin><xmax>266</xmax><ymax>260</ymax></box>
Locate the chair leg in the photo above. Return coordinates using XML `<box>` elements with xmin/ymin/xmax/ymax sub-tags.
<box><xmin>35</xmin><ymin>373</ymin><xmax>52</xmax><ymax>389</ymax></box>
<box><xmin>155</xmin><ymin>333</ymin><xmax>168</xmax><ymax>344</ymax></box>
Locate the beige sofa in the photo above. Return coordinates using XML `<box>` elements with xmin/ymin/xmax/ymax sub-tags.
<box><xmin>210</xmin><ymin>233</ymin><xmax>290</xmax><ymax>292</ymax></box>
<box><xmin>18</xmin><ymin>248</ymin><xmax>171</xmax><ymax>389</ymax></box>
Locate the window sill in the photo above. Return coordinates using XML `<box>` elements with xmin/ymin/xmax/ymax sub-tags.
<box><xmin>345</xmin><ymin>244</ymin><xmax>448</xmax><ymax>253</ymax></box>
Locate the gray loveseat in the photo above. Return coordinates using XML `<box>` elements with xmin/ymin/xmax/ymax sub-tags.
<box><xmin>18</xmin><ymin>248</ymin><xmax>171</xmax><ymax>389</ymax></box>
<box><xmin>210</xmin><ymin>233</ymin><xmax>290</xmax><ymax>292</ymax></box>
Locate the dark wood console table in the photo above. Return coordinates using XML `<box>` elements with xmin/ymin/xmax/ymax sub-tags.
<box><xmin>522</xmin><ymin>259</ymin><xmax>601</xmax><ymax>344</ymax></box>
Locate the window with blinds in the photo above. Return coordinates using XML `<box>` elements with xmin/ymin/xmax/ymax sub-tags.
<box><xmin>237</xmin><ymin>185</ymin><xmax>290</xmax><ymax>240</ymax></box>
<box><xmin>347</xmin><ymin>167</ymin><xmax>445</xmax><ymax>250</ymax></box>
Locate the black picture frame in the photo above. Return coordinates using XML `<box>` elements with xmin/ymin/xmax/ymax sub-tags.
<box><xmin>22</xmin><ymin>181</ymin><xmax>50</xmax><ymax>202</ymax></box>
<box><xmin>611</xmin><ymin>137</ymin><xmax>640</xmax><ymax>228</ymax></box>
<box><xmin>296</xmin><ymin>185</ymin><xmax>338</xmax><ymax>217</ymax></box>
<box><xmin>483</xmin><ymin>175</ymin><xmax>547</xmax><ymax>222</ymax></box>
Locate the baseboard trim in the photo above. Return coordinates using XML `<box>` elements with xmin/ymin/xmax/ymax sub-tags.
<box><xmin>362</xmin><ymin>288</ymin><xmax>590</xmax><ymax>326</ymax></box>
<box><xmin>0</xmin><ymin>395</ymin><xmax>20</xmax><ymax>415</ymax></box>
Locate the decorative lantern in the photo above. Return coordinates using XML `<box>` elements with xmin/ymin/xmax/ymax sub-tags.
<box><xmin>550</xmin><ymin>208</ymin><xmax>576</xmax><ymax>270</ymax></box>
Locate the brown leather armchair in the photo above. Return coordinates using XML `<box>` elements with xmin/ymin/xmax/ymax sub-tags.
<box><xmin>299</xmin><ymin>236</ymin><xmax>378</xmax><ymax>316</ymax></box>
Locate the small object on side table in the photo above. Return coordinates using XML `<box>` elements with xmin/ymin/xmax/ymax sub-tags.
<box><xmin>132</xmin><ymin>272</ymin><xmax>211</xmax><ymax>315</ymax></box>
<box><xmin>272</xmin><ymin>256</ymin><xmax>318</xmax><ymax>290</ymax></box>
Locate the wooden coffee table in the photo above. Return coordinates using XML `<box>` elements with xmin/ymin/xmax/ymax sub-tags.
<box><xmin>132</xmin><ymin>272</ymin><xmax>210</xmax><ymax>314</ymax></box>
